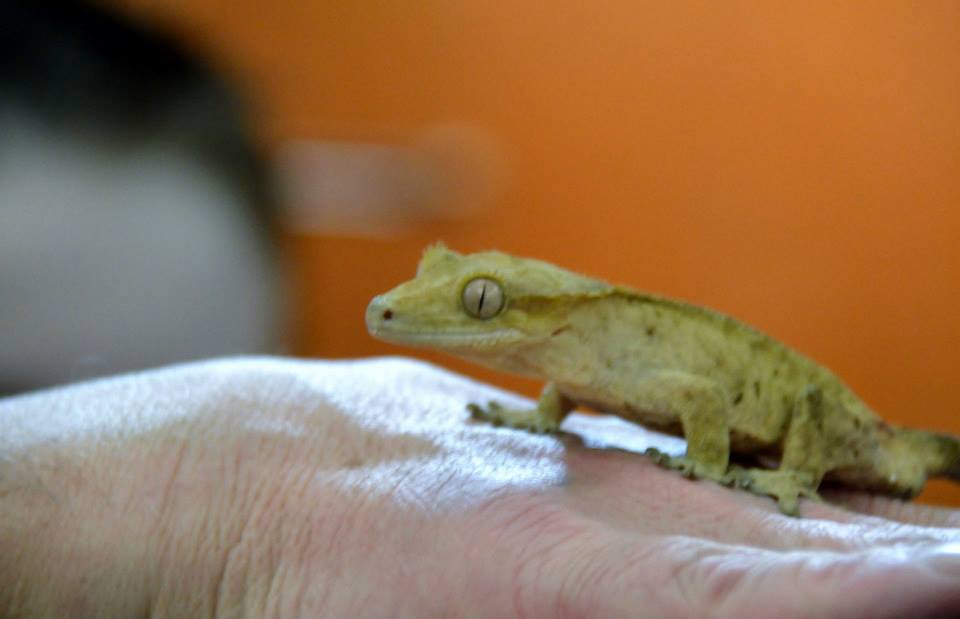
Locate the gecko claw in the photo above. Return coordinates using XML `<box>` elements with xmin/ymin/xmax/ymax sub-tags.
<box><xmin>645</xmin><ymin>447</ymin><xmax>670</xmax><ymax>466</ymax></box>
<box><xmin>467</xmin><ymin>400</ymin><xmax>559</xmax><ymax>433</ymax></box>
<box><xmin>467</xmin><ymin>402</ymin><xmax>503</xmax><ymax>426</ymax></box>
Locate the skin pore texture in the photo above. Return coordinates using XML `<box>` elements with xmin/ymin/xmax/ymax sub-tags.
<box><xmin>1</xmin><ymin>357</ymin><xmax>960</xmax><ymax>618</ymax></box>
<box><xmin>366</xmin><ymin>244</ymin><xmax>960</xmax><ymax>516</ymax></box>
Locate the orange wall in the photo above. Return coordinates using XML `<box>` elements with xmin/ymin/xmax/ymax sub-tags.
<box><xmin>116</xmin><ymin>1</ymin><xmax>960</xmax><ymax>505</ymax></box>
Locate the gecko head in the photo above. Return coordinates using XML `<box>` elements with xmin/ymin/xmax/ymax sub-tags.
<box><xmin>366</xmin><ymin>243</ymin><xmax>611</xmax><ymax>364</ymax></box>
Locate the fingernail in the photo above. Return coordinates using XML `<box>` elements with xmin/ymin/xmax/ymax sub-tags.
<box><xmin>923</xmin><ymin>543</ymin><xmax>960</xmax><ymax>577</ymax></box>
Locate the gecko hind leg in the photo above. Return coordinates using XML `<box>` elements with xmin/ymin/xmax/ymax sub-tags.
<box><xmin>468</xmin><ymin>383</ymin><xmax>574</xmax><ymax>434</ymax></box>
<box><xmin>723</xmin><ymin>386</ymin><xmax>831</xmax><ymax>516</ymax></box>
<box><xmin>644</xmin><ymin>448</ymin><xmax>729</xmax><ymax>483</ymax></box>
<box><xmin>633</xmin><ymin>371</ymin><xmax>733</xmax><ymax>489</ymax></box>
<box><xmin>723</xmin><ymin>467</ymin><xmax>820</xmax><ymax>516</ymax></box>
<box><xmin>642</xmin><ymin>372</ymin><xmax>732</xmax><ymax>485</ymax></box>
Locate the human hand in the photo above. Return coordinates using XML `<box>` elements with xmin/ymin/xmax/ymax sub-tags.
<box><xmin>1</xmin><ymin>357</ymin><xmax>958</xmax><ymax>618</ymax></box>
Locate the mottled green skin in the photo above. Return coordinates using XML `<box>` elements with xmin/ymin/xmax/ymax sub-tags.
<box><xmin>366</xmin><ymin>244</ymin><xmax>960</xmax><ymax>515</ymax></box>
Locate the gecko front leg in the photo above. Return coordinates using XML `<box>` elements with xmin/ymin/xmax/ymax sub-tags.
<box><xmin>468</xmin><ymin>383</ymin><xmax>574</xmax><ymax>433</ymax></box>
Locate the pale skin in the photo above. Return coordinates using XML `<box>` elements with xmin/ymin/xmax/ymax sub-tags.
<box><xmin>367</xmin><ymin>244</ymin><xmax>960</xmax><ymax>515</ymax></box>
<box><xmin>2</xmin><ymin>357</ymin><xmax>960</xmax><ymax>618</ymax></box>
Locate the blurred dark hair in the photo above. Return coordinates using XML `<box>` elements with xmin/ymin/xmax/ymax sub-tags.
<box><xmin>0</xmin><ymin>0</ymin><xmax>276</xmax><ymax>240</ymax></box>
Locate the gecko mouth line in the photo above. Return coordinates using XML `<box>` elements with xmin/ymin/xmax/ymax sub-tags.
<box><xmin>367</xmin><ymin>328</ymin><xmax>524</xmax><ymax>347</ymax></box>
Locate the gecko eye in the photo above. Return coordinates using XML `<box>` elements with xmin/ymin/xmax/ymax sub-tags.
<box><xmin>461</xmin><ymin>277</ymin><xmax>504</xmax><ymax>319</ymax></box>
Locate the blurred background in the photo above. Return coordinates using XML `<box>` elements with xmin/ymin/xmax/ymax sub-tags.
<box><xmin>1</xmin><ymin>1</ymin><xmax>957</xmax><ymax>505</ymax></box>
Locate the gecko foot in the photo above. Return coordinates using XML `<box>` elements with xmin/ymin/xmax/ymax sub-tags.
<box><xmin>467</xmin><ymin>401</ymin><xmax>560</xmax><ymax>434</ymax></box>
<box><xmin>643</xmin><ymin>448</ymin><xmax>726</xmax><ymax>482</ymax></box>
<box><xmin>467</xmin><ymin>402</ymin><xmax>502</xmax><ymax>426</ymax></box>
<box><xmin>723</xmin><ymin>467</ymin><xmax>822</xmax><ymax>516</ymax></box>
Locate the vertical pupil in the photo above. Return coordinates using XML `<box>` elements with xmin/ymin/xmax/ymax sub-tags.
<box><xmin>477</xmin><ymin>282</ymin><xmax>487</xmax><ymax>312</ymax></box>
<box><xmin>477</xmin><ymin>282</ymin><xmax>487</xmax><ymax>313</ymax></box>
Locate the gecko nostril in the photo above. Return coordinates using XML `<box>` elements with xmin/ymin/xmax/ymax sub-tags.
<box><xmin>382</xmin><ymin>309</ymin><xmax>394</xmax><ymax>321</ymax></box>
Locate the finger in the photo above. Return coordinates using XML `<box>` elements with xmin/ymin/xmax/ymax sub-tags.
<box><xmin>559</xmin><ymin>413</ymin><xmax>867</xmax><ymax>548</ymax></box>
<box><xmin>554</xmin><ymin>534</ymin><xmax>960</xmax><ymax>619</ymax></box>
<box><xmin>556</xmin><ymin>445</ymin><xmax>960</xmax><ymax>553</ymax></box>
<box><xmin>820</xmin><ymin>489</ymin><xmax>960</xmax><ymax>528</ymax></box>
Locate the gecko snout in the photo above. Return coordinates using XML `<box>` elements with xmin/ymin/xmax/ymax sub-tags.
<box><xmin>365</xmin><ymin>295</ymin><xmax>395</xmax><ymax>334</ymax></box>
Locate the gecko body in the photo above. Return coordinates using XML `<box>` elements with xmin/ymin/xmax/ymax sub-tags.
<box><xmin>366</xmin><ymin>244</ymin><xmax>960</xmax><ymax>515</ymax></box>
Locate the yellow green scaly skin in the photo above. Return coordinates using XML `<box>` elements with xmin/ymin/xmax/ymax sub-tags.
<box><xmin>366</xmin><ymin>243</ymin><xmax>960</xmax><ymax>515</ymax></box>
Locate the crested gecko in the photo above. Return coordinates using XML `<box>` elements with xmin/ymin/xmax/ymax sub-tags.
<box><xmin>366</xmin><ymin>243</ymin><xmax>960</xmax><ymax>515</ymax></box>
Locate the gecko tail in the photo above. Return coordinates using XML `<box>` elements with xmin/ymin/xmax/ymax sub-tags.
<box><xmin>894</xmin><ymin>427</ymin><xmax>960</xmax><ymax>481</ymax></box>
